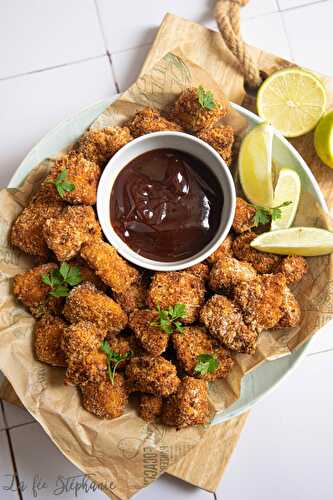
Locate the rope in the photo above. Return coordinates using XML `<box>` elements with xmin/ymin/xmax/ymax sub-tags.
<box><xmin>214</xmin><ymin>0</ymin><xmax>263</xmax><ymax>90</ymax></box>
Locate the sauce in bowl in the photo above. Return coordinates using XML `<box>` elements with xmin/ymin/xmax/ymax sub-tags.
<box><xmin>110</xmin><ymin>148</ymin><xmax>223</xmax><ymax>262</ymax></box>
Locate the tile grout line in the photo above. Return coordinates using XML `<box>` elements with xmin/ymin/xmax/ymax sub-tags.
<box><xmin>278</xmin><ymin>0</ymin><xmax>329</xmax><ymax>13</ymax></box>
<box><xmin>278</xmin><ymin>10</ymin><xmax>295</xmax><ymax>61</ymax></box>
<box><xmin>0</xmin><ymin>400</ymin><xmax>23</xmax><ymax>500</ymax></box>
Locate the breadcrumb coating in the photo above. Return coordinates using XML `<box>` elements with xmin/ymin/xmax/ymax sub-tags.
<box><xmin>232</xmin><ymin>197</ymin><xmax>256</xmax><ymax>234</ymax></box>
<box><xmin>161</xmin><ymin>377</ymin><xmax>210</xmax><ymax>428</ymax></box>
<box><xmin>61</xmin><ymin>320</ymin><xmax>105</xmax><ymax>357</ymax></box>
<box><xmin>128</xmin><ymin>309</ymin><xmax>169</xmax><ymax>356</ymax></box>
<box><xmin>209</xmin><ymin>255</ymin><xmax>257</xmax><ymax>292</ymax></box>
<box><xmin>275</xmin><ymin>255</ymin><xmax>308</xmax><ymax>285</ymax></box>
<box><xmin>197</xmin><ymin>125</ymin><xmax>234</xmax><ymax>166</ymax></box>
<box><xmin>187</xmin><ymin>262</ymin><xmax>210</xmax><ymax>282</ymax></box>
<box><xmin>207</xmin><ymin>234</ymin><xmax>234</xmax><ymax>265</ymax></box>
<box><xmin>43</xmin><ymin>206</ymin><xmax>101</xmax><ymax>261</ymax></box>
<box><xmin>277</xmin><ymin>287</ymin><xmax>301</xmax><ymax>328</ymax></box>
<box><xmin>104</xmin><ymin>334</ymin><xmax>132</xmax><ymax>370</ymax></box>
<box><xmin>78</xmin><ymin>127</ymin><xmax>133</xmax><ymax>167</ymax></box>
<box><xmin>69</xmin><ymin>258</ymin><xmax>107</xmax><ymax>291</ymax></box>
<box><xmin>63</xmin><ymin>282</ymin><xmax>127</xmax><ymax>335</ymax></box>
<box><xmin>113</xmin><ymin>275</ymin><xmax>148</xmax><ymax>314</ymax></box>
<box><xmin>81</xmin><ymin>374</ymin><xmax>128</xmax><ymax>419</ymax></box>
<box><xmin>127</xmin><ymin>107</ymin><xmax>182</xmax><ymax>138</ymax></box>
<box><xmin>125</xmin><ymin>356</ymin><xmax>180</xmax><ymax>397</ymax></box>
<box><xmin>233</xmin><ymin>231</ymin><xmax>281</xmax><ymax>273</ymax></box>
<box><xmin>34</xmin><ymin>314</ymin><xmax>67</xmax><ymax>367</ymax></box>
<box><xmin>138</xmin><ymin>394</ymin><xmax>162</xmax><ymax>422</ymax></box>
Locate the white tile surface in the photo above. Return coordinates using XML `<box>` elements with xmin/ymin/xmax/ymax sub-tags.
<box><xmin>135</xmin><ymin>475</ymin><xmax>213</xmax><ymax>500</ymax></box>
<box><xmin>0</xmin><ymin>56</ymin><xmax>116</xmax><ymax>188</ymax></box>
<box><xmin>0</xmin><ymin>431</ymin><xmax>19</xmax><ymax>499</ymax></box>
<box><xmin>112</xmin><ymin>44</ymin><xmax>152</xmax><ymax>92</ymax></box>
<box><xmin>278</xmin><ymin>0</ymin><xmax>322</xmax><ymax>10</ymax></box>
<box><xmin>0</xmin><ymin>0</ymin><xmax>105</xmax><ymax>79</ymax></box>
<box><xmin>2</xmin><ymin>402</ymin><xmax>35</xmax><ymax>428</ymax></box>
<box><xmin>307</xmin><ymin>321</ymin><xmax>333</xmax><ymax>354</ymax></box>
<box><xmin>241</xmin><ymin>0</ymin><xmax>279</xmax><ymax>18</ymax></box>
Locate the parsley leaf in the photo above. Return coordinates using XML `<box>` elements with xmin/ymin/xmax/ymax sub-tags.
<box><xmin>197</xmin><ymin>85</ymin><xmax>216</xmax><ymax>110</ymax></box>
<box><xmin>47</xmin><ymin>168</ymin><xmax>75</xmax><ymax>199</ymax></box>
<box><xmin>100</xmin><ymin>340</ymin><xmax>132</xmax><ymax>384</ymax></box>
<box><xmin>151</xmin><ymin>303</ymin><xmax>186</xmax><ymax>335</ymax></box>
<box><xmin>194</xmin><ymin>354</ymin><xmax>219</xmax><ymax>376</ymax></box>
<box><xmin>42</xmin><ymin>263</ymin><xmax>82</xmax><ymax>298</ymax></box>
<box><xmin>252</xmin><ymin>201</ymin><xmax>292</xmax><ymax>227</ymax></box>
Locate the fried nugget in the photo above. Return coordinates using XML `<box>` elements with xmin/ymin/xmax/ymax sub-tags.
<box><xmin>81</xmin><ymin>374</ymin><xmax>128</xmax><ymax>419</ymax></box>
<box><xmin>172</xmin><ymin>326</ymin><xmax>233</xmax><ymax>380</ymax></box>
<box><xmin>128</xmin><ymin>310</ymin><xmax>169</xmax><ymax>356</ymax></box>
<box><xmin>125</xmin><ymin>356</ymin><xmax>180</xmax><ymax>397</ymax></box>
<box><xmin>34</xmin><ymin>314</ymin><xmax>67</xmax><ymax>367</ymax></box>
<box><xmin>43</xmin><ymin>206</ymin><xmax>101</xmax><ymax>261</ymax></box>
<box><xmin>69</xmin><ymin>258</ymin><xmax>107</xmax><ymax>291</ymax></box>
<box><xmin>161</xmin><ymin>377</ymin><xmax>210</xmax><ymax>428</ymax></box>
<box><xmin>63</xmin><ymin>282</ymin><xmax>127</xmax><ymax>335</ymax></box>
<box><xmin>232</xmin><ymin>197</ymin><xmax>256</xmax><ymax>234</ymax></box>
<box><xmin>234</xmin><ymin>273</ymin><xmax>287</xmax><ymax>332</ymax></box>
<box><xmin>275</xmin><ymin>255</ymin><xmax>308</xmax><ymax>285</ymax></box>
<box><xmin>80</xmin><ymin>239</ymin><xmax>139</xmax><ymax>294</ymax></box>
<box><xmin>104</xmin><ymin>334</ymin><xmax>132</xmax><ymax>370</ymax></box>
<box><xmin>13</xmin><ymin>263</ymin><xmax>63</xmax><ymax>318</ymax></box>
<box><xmin>45</xmin><ymin>152</ymin><xmax>101</xmax><ymax>205</ymax></box>
<box><xmin>168</xmin><ymin>87</ymin><xmax>229</xmax><ymax>132</ymax></box>
<box><xmin>277</xmin><ymin>287</ymin><xmax>301</xmax><ymax>328</ymax></box>
<box><xmin>113</xmin><ymin>275</ymin><xmax>148</xmax><ymax>313</ymax></box>
<box><xmin>207</xmin><ymin>234</ymin><xmax>234</xmax><ymax>265</ymax></box>
<box><xmin>138</xmin><ymin>394</ymin><xmax>162</xmax><ymax>422</ymax></box>
<box><xmin>233</xmin><ymin>231</ymin><xmax>281</xmax><ymax>273</ymax></box>
<box><xmin>10</xmin><ymin>184</ymin><xmax>65</xmax><ymax>258</ymax></box>
<box><xmin>187</xmin><ymin>262</ymin><xmax>210</xmax><ymax>282</ymax></box>
<box><xmin>148</xmin><ymin>271</ymin><xmax>205</xmax><ymax>324</ymax></box>
<box><xmin>200</xmin><ymin>295</ymin><xmax>258</xmax><ymax>354</ymax></box>
<box><xmin>78</xmin><ymin>126</ymin><xmax>133</xmax><ymax>167</ymax></box>
<box><xmin>127</xmin><ymin>107</ymin><xmax>182</xmax><ymax>138</ymax></box>
<box><xmin>209</xmin><ymin>255</ymin><xmax>256</xmax><ymax>292</ymax></box>
<box><xmin>197</xmin><ymin>125</ymin><xmax>234</xmax><ymax>165</ymax></box>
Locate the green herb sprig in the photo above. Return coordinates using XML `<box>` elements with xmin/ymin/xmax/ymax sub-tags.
<box><xmin>197</xmin><ymin>85</ymin><xmax>216</xmax><ymax>110</ymax></box>
<box><xmin>252</xmin><ymin>201</ymin><xmax>292</xmax><ymax>227</ymax></box>
<box><xmin>42</xmin><ymin>262</ymin><xmax>82</xmax><ymax>297</ymax></box>
<box><xmin>151</xmin><ymin>304</ymin><xmax>186</xmax><ymax>335</ymax></box>
<box><xmin>194</xmin><ymin>354</ymin><xmax>218</xmax><ymax>376</ymax></box>
<box><xmin>101</xmin><ymin>340</ymin><xmax>132</xmax><ymax>384</ymax></box>
<box><xmin>47</xmin><ymin>168</ymin><xmax>75</xmax><ymax>199</ymax></box>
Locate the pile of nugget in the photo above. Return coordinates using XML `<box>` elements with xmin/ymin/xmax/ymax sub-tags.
<box><xmin>10</xmin><ymin>87</ymin><xmax>308</xmax><ymax>429</ymax></box>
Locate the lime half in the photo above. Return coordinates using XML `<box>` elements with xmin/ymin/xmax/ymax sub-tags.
<box><xmin>314</xmin><ymin>110</ymin><xmax>333</xmax><ymax>168</ymax></box>
<box><xmin>271</xmin><ymin>168</ymin><xmax>301</xmax><ymax>231</ymax></box>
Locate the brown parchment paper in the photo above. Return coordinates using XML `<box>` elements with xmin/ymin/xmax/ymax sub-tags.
<box><xmin>1</xmin><ymin>12</ymin><xmax>333</xmax><ymax>499</ymax></box>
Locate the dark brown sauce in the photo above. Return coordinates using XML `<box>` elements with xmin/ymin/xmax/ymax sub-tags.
<box><xmin>110</xmin><ymin>148</ymin><xmax>223</xmax><ymax>262</ymax></box>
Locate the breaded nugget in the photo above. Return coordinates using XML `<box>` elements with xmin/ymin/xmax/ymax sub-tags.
<box><xmin>161</xmin><ymin>377</ymin><xmax>210</xmax><ymax>428</ymax></box>
<box><xmin>138</xmin><ymin>394</ymin><xmax>162</xmax><ymax>422</ymax></box>
<box><xmin>233</xmin><ymin>231</ymin><xmax>281</xmax><ymax>273</ymax></box>
<box><xmin>43</xmin><ymin>206</ymin><xmax>101</xmax><ymax>261</ymax></box>
<box><xmin>34</xmin><ymin>314</ymin><xmax>67</xmax><ymax>367</ymax></box>
<box><xmin>209</xmin><ymin>255</ymin><xmax>256</xmax><ymax>292</ymax></box>
<box><xmin>200</xmin><ymin>295</ymin><xmax>258</xmax><ymax>354</ymax></box>
<box><xmin>234</xmin><ymin>273</ymin><xmax>286</xmax><ymax>332</ymax></box>
<box><xmin>232</xmin><ymin>197</ymin><xmax>256</xmax><ymax>234</ymax></box>
<box><xmin>45</xmin><ymin>152</ymin><xmax>101</xmax><ymax>205</ymax></box>
<box><xmin>148</xmin><ymin>271</ymin><xmax>205</xmax><ymax>324</ymax></box>
<box><xmin>61</xmin><ymin>320</ymin><xmax>105</xmax><ymax>357</ymax></box>
<box><xmin>104</xmin><ymin>334</ymin><xmax>132</xmax><ymax>370</ymax></box>
<box><xmin>128</xmin><ymin>309</ymin><xmax>169</xmax><ymax>356</ymax></box>
<box><xmin>80</xmin><ymin>239</ymin><xmax>139</xmax><ymax>294</ymax></box>
<box><xmin>10</xmin><ymin>184</ymin><xmax>65</xmax><ymax>257</ymax></box>
<box><xmin>187</xmin><ymin>262</ymin><xmax>210</xmax><ymax>282</ymax></box>
<box><xmin>127</xmin><ymin>107</ymin><xmax>182</xmax><ymax>138</ymax></box>
<box><xmin>275</xmin><ymin>255</ymin><xmax>308</xmax><ymax>285</ymax></box>
<box><xmin>168</xmin><ymin>87</ymin><xmax>228</xmax><ymax>132</ymax></box>
<box><xmin>13</xmin><ymin>263</ymin><xmax>63</xmax><ymax>318</ymax></box>
<box><xmin>207</xmin><ymin>234</ymin><xmax>234</xmax><ymax>265</ymax></box>
<box><xmin>277</xmin><ymin>287</ymin><xmax>301</xmax><ymax>328</ymax></box>
<box><xmin>172</xmin><ymin>326</ymin><xmax>233</xmax><ymax>380</ymax></box>
<box><xmin>81</xmin><ymin>374</ymin><xmax>128</xmax><ymax>419</ymax></box>
<box><xmin>69</xmin><ymin>258</ymin><xmax>107</xmax><ymax>291</ymax></box>
<box><xmin>197</xmin><ymin>125</ymin><xmax>234</xmax><ymax>166</ymax></box>
<box><xmin>78</xmin><ymin>126</ymin><xmax>133</xmax><ymax>167</ymax></box>
<box><xmin>125</xmin><ymin>356</ymin><xmax>180</xmax><ymax>397</ymax></box>
<box><xmin>113</xmin><ymin>275</ymin><xmax>148</xmax><ymax>314</ymax></box>
<box><xmin>63</xmin><ymin>282</ymin><xmax>127</xmax><ymax>335</ymax></box>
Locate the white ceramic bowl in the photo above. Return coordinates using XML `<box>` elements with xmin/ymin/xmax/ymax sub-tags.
<box><xmin>97</xmin><ymin>131</ymin><xmax>236</xmax><ymax>271</ymax></box>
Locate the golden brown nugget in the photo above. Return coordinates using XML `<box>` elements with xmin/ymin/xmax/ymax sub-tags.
<box><xmin>81</xmin><ymin>374</ymin><xmax>128</xmax><ymax>419</ymax></box>
<box><xmin>125</xmin><ymin>356</ymin><xmax>180</xmax><ymax>397</ymax></box>
<box><xmin>113</xmin><ymin>276</ymin><xmax>148</xmax><ymax>314</ymax></box>
<box><xmin>233</xmin><ymin>231</ymin><xmax>281</xmax><ymax>273</ymax></box>
<box><xmin>80</xmin><ymin>239</ymin><xmax>139</xmax><ymax>294</ymax></box>
<box><xmin>65</xmin><ymin>350</ymin><xmax>108</xmax><ymax>386</ymax></box>
<box><xmin>138</xmin><ymin>394</ymin><xmax>162</xmax><ymax>422</ymax></box>
<box><xmin>104</xmin><ymin>334</ymin><xmax>132</xmax><ymax>370</ymax></box>
<box><xmin>43</xmin><ymin>206</ymin><xmax>101</xmax><ymax>261</ymax></box>
<box><xmin>45</xmin><ymin>152</ymin><xmax>101</xmax><ymax>205</ymax></box>
<box><xmin>13</xmin><ymin>263</ymin><xmax>63</xmax><ymax>318</ymax></box>
<box><xmin>209</xmin><ymin>255</ymin><xmax>257</xmax><ymax>292</ymax></box>
<box><xmin>187</xmin><ymin>262</ymin><xmax>210</xmax><ymax>282</ymax></box>
<box><xmin>161</xmin><ymin>377</ymin><xmax>210</xmax><ymax>428</ymax></box>
<box><xmin>234</xmin><ymin>273</ymin><xmax>287</xmax><ymax>332</ymax></box>
<box><xmin>78</xmin><ymin>126</ymin><xmax>133</xmax><ymax>167</ymax></box>
<box><xmin>232</xmin><ymin>197</ymin><xmax>256</xmax><ymax>234</ymax></box>
<box><xmin>277</xmin><ymin>287</ymin><xmax>301</xmax><ymax>328</ymax></box>
<box><xmin>34</xmin><ymin>314</ymin><xmax>67</xmax><ymax>367</ymax></box>
<box><xmin>69</xmin><ymin>258</ymin><xmax>107</xmax><ymax>292</ymax></box>
<box><xmin>197</xmin><ymin>125</ymin><xmax>234</xmax><ymax>165</ymax></box>
<box><xmin>172</xmin><ymin>326</ymin><xmax>233</xmax><ymax>380</ymax></box>
<box><xmin>168</xmin><ymin>87</ymin><xmax>228</xmax><ymax>132</ymax></box>
<box><xmin>207</xmin><ymin>234</ymin><xmax>234</xmax><ymax>265</ymax></box>
<box><xmin>200</xmin><ymin>294</ymin><xmax>258</xmax><ymax>354</ymax></box>
<box><xmin>127</xmin><ymin>107</ymin><xmax>182</xmax><ymax>138</ymax></box>
<box><xmin>275</xmin><ymin>255</ymin><xmax>308</xmax><ymax>285</ymax></box>
<box><xmin>63</xmin><ymin>282</ymin><xmax>127</xmax><ymax>335</ymax></box>
<box><xmin>10</xmin><ymin>184</ymin><xmax>65</xmax><ymax>258</ymax></box>
<box><xmin>148</xmin><ymin>271</ymin><xmax>205</xmax><ymax>324</ymax></box>
<box><xmin>61</xmin><ymin>320</ymin><xmax>105</xmax><ymax>357</ymax></box>
<box><xmin>128</xmin><ymin>310</ymin><xmax>169</xmax><ymax>356</ymax></box>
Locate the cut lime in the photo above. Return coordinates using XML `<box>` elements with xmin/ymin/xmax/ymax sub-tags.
<box><xmin>314</xmin><ymin>110</ymin><xmax>333</xmax><ymax>168</ymax></box>
<box><xmin>257</xmin><ymin>68</ymin><xmax>327</xmax><ymax>138</ymax></box>
<box><xmin>238</xmin><ymin>122</ymin><xmax>274</xmax><ymax>207</ymax></box>
<box><xmin>251</xmin><ymin>227</ymin><xmax>333</xmax><ymax>256</ymax></box>
<box><xmin>271</xmin><ymin>168</ymin><xmax>301</xmax><ymax>230</ymax></box>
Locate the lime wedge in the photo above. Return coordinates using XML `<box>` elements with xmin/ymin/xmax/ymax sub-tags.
<box><xmin>314</xmin><ymin>110</ymin><xmax>333</xmax><ymax>168</ymax></box>
<box><xmin>239</xmin><ymin>122</ymin><xmax>274</xmax><ymax>207</ymax></box>
<box><xmin>271</xmin><ymin>169</ymin><xmax>301</xmax><ymax>230</ymax></box>
<box><xmin>251</xmin><ymin>227</ymin><xmax>333</xmax><ymax>256</ymax></box>
<box><xmin>257</xmin><ymin>68</ymin><xmax>327</xmax><ymax>138</ymax></box>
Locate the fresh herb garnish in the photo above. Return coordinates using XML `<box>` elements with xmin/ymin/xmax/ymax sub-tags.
<box><xmin>100</xmin><ymin>340</ymin><xmax>132</xmax><ymax>384</ymax></box>
<box><xmin>151</xmin><ymin>303</ymin><xmax>186</xmax><ymax>335</ymax></box>
<box><xmin>252</xmin><ymin>201</ymin><xmax>292</xmax><ymax>227</ymax></box>
<box><xmin>47</xmin><ymin>168</ymin><xmax>75</xmax><ymax>199</ymax></box>
<box><xmin>197</xmin><ymin>85</ymin><xmax>216</xmax><ymax>110</ymax></box>
<box><xmin>42</xmin><ymin>262</ymin><xmax>82</xmax><ymax>297</ymax></box>
<box><xmin>194</xmin><ymin>354</ymin><xmax>219</xmax><ymax>376</ymax></box>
